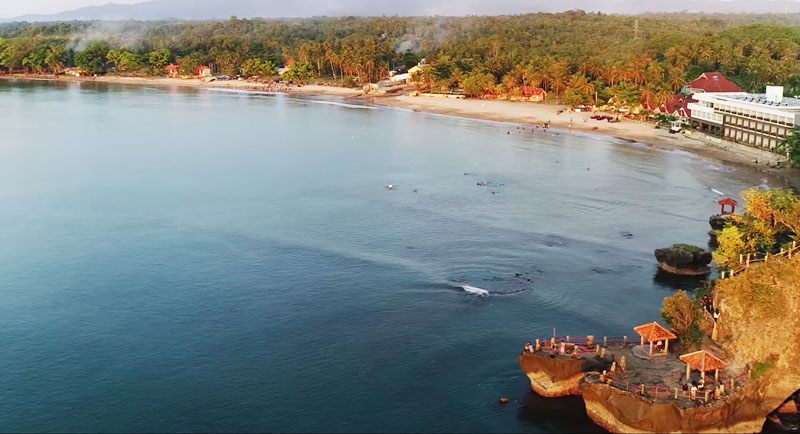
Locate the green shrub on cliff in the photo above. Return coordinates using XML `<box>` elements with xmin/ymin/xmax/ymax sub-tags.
<box><xmin>751</xmin><ymin>360</ymin><xmax>774</xmax><ymax>380</ymax></box>
<box><xmin>713</xmin><ymin>226</ymin><xmax>746</xmax><ymax>269</ymax></box>
<box><xmin>714</xmin><ymin>188</ymin><xmax>800</xmax><ymax>270</ymax></box>
<box><xmin>661</xmin><ymin>290</ymin><xmax>703</xmax><ymax>350</ymax></box>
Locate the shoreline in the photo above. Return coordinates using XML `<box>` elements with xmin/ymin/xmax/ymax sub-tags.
<box><xmin>4</xmin><ymin>74</ymin><xmax>798</xmax><ymax>188</ymax></box>
<box><xmin>369</xmin><ymin>94</ymin><xmax>800</xmax><ymax>189</ymax></box>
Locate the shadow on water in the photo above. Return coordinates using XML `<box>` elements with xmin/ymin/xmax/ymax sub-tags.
<box><xmin>517</xmin><ymin>392</ymin><xmax>607</xmax><ymax>433</ymax></box>
<box><xmin>652</xmin><ymin>269</ymin><xmax>709</xmax><ymax>291</ymax></box>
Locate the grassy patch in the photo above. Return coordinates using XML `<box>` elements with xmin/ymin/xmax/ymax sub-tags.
<box><xmin>743</xmin><ymin>282</ymin><xmax>780</xmax><ymax>318</ymax></box>
<box><xmin>751</xmin><ymin>361</ymin><xmax>774</xmax><ymax>380</ymax></box>
<box><xmin>672</xmin><ymin>244</ymin><xmax>705</xmax><ymax>254</ymax></box>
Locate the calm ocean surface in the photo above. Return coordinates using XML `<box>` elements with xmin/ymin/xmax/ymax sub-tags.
<box><xmin>0</xmin><ymin>80</ymin><xmax>778</xmax><ymax>432</ymax></box>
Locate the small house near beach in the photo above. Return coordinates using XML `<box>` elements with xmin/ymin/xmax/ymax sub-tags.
<box><xmin>165</xmin><ymin>64</ymin><xmax>179</xmax><ymax>78</ymax></box>
<box><xmin>521</xmin><ymin>86</ymin><xmax>547</xmax><ymax>102</ymax></box>
<box><xmin>195</xmin><ymin>65</ymin><xmax>212</xmax><ymax>78</ymax></box>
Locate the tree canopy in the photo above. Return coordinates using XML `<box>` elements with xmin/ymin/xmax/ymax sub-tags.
<box><xmin>713</xmin><ymin>188</ymin><xmax>800</xmax><ymax>269</ymax></box>
<box><xmin>2</xmin><ymin>13</ymin><xmax>800</xmax><ymax>102</ymax></box>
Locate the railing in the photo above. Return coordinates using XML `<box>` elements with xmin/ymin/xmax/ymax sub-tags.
<box><xmin>522</xmin><ymin>335</ymin><xmax>633</xmax><ymax>359</ymax></box>
<box><xmin>720</xmin><ymin>240</ymin><xmax>799</xmax><ymax>279</ymax></box>
<box><xmin>586</xmin><ymin>370</ymin><xmax>749</xmax><ymax>403</ymax></box>
<box><xmin>532</xmin><ymin>335</ymin><xmax>630</xmax><ymax>346</ymax></box>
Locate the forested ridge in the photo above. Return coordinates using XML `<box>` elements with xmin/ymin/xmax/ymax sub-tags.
<box><xmin>3</xmin><ymin>12</ymin><xmax>800</xmax><ymax>105</ymax></box>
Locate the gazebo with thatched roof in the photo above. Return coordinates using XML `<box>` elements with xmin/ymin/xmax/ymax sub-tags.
<box><xmin>633</xmin><ymin>321</ymin><xmax>677</xmax><ymax>356</ymax></box>
<box><xmin>679</xmin><ymin>350</ymin><xmax>727</xmax><ymax>382</ymax></box>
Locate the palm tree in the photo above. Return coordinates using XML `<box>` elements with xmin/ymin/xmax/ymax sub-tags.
<box><xmin>414</xmin><ymin>67</ymin><xmax>436</xmax><ymax>92</ymax></box>
<box><xmin>549</xmin><ymin>74</ymin><xmax>567</xmax><ymax>101</ymax></box>
<box><xmin>656</xmin><ymin>89</ymin><xmax>675</xmax><ymax>107</ymax></box>
<box><xmin>666</xmin><ymin>68</ymin><xmax>686</xmax><ymax>92</ymax></box>
<box><xmin>640</xmin><ymin>86</ymin><xmax>657</xmax><ymax>108</ymax></box>
<box><xmin>646</xmin><ymin>62</ymin><xmax>664</xmax><ymax>84</ymax></box>
<box><xmin>567</xmin><ymin>73</ymin><xmax>596</xmax><ymax>102</ymax></box>
<box><xmin>523</xmin><ymin>65</ymin><xmax>543</xmax><ymax>89</ymax></box>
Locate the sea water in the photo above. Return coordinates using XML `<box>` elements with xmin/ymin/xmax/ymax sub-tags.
<box><xmin>0</xmin><ymin>79</ymin><xmax>777</xmax><ymax>432</ymax></box>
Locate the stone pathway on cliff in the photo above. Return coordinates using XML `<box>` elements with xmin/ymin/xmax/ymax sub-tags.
<box><xmin>612</xmin><ymin>346</ymin><xmax>686</xmax><ymax>388</ymax></box>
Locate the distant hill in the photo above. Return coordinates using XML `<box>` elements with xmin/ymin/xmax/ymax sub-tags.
<box><xmin>7</xmin><ymin>0</ymin><xmax>800</xmax><ymax>22</ymax></box>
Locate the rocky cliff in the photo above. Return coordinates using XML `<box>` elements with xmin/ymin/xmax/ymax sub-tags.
<box><xmin>519</xmin><ymin>353</ymin><xmax>612</xmax><ymax>397</ymax></box>
<box><xmin>521</xmin><ymin>255</ymin><xmax>800</xmax><ymax>432</ymax></box>
<box><xmin>714</xmin><ymin>255</ymin><xmax>800</xmax><ymax>430</ymax></box>
<box><xmin>519</xmin><ymin>353</ymin><xmax>587</xmax><ymax>397</ymax></box>
<box><xmin>582</xmin><ymin>380</ymin><xmax>778</xmax><ymax>433</ymax></box>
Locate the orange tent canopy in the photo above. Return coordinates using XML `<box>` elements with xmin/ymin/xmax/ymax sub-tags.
<box><xmin>633</xmin><ymin>322</ymin><xmax>677</xmax><ymax>342</ymax></box>
<box><xmin>679</xmin><ymin>350</ymin><xmax>727</xmax><ymax>372</ymax></box>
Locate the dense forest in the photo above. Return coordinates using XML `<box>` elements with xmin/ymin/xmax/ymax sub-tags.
<box><xmin>3</xmin><ymin>12</ymin><xmax>800</xmax><ymax>105</ymax></box>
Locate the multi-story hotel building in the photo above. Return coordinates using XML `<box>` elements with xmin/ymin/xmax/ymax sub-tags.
<box><xmin>688</xmin><ymin>86</ymin><xmax>800</xmax><ymax>151</ymax></box>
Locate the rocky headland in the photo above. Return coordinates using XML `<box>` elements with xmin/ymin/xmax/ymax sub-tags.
<box><xmin>519</xmin><ymin>254</ymin><xmax>800</xmax><ymax>433</ymax></box>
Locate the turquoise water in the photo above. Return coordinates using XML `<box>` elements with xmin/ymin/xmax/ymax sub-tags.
<box><xmin>0</xmin><ymin>80</ymin><xmax>774</xmax><ymax>432</ymax></box>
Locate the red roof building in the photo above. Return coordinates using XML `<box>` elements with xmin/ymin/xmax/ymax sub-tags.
<box><xmin>718</xmin><ymin>197</ymin><xmax>738</xmax><ymax>214</ymax></box>
<box><xmin>644</xmin><ymin>95</ymin><xmax>696</xmax><ymax>119</ymax></box>
<box><xmin>195</xmin><ymin>65</ymin><xmax>212</xmax><ymax>78</ymax></box>
<box><xmin>520</xmin><ymin>86</ymin><xmax>547</xmax><ymax>101</ymax></box>
<box><xmin>684</xmin><ymin>72</ymin><xmax>743</xmax><ymax>94</ymax></box>
<box><xmin>165</xmin><ymin>64</ymin><xmax>179</xmax><ymax>78</ymax></box>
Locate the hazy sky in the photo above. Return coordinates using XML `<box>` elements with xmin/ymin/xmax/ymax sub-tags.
<box><xmin>0</xmin><ymin>0</ymin><xmax>142</xmax><ymax>18</ymax></box>
<box><xmin>3</xmin><ymin>0</ymin><xmax>800</xmax><ymax>18</ymax></box>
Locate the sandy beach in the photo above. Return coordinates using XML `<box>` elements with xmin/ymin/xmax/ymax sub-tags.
<box><xmin>3</xmin><ymin>74</ymin><xmax>798</xmax><ymax>188</ymax></box>
<box><xmin>370</xmin><ymin>94</ymin><xmax>799</xmax><ymax>188</ymax></box>
<box><xmin>0</xmin><ymin>74</ymin><xmax>364</xmax><ymax>97</ymax></box>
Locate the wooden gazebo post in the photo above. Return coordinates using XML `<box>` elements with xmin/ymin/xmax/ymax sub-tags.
<box><xmin>633</xmin><ymin>322</ymin><xmax>677</xmax><ymax>358</ymax></box>
<box><xmin>680</xmin><ymin>350</ymin><xmax>727</xmax><ymax>386</ymax></box>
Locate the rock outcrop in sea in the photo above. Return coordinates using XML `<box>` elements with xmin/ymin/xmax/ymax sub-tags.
<box><xmin>654</xmin><ymin>244</ymin><xmax>712</xmax><ymax>276</ymax></box>
<box><xmin>708</xmin><ymin>214</ymin><xmax>732</xmax><ymax>239</ymax></box>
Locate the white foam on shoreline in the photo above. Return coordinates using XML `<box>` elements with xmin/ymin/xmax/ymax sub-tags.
<box><xmin>205</xmin><ymin>87</ymin><xmax>375</xmax><ymax>109</ymax></box>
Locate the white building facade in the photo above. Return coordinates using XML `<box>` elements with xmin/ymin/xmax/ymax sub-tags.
<box><xmin>688</xmin><ymin>86</ymin><xmax>800</xmax><ymax>151</ymax></box>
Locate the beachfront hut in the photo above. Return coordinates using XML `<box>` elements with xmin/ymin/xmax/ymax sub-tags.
<box><xmin>195</xmin><ymin>66</ymin><xmax>212</xmax><ymax>78</ymax></box>
<box><xmin>521</xmin><ymin>86</ymin><xmax>547</xmax><ymax>102</ymax></box>
<box><xmin>165</xmin><ymin>64</ymin><xmax>179</xmax><ymax>78</ymax></box>
<box><xmin>680</xmin><ymin>350</ymin><xmax>727</xmax><ymax>382</ymax></box>
<box><xmin>718</xmin><ymin>197</ymin><xmax>737</xmax><ymax>215</ymax></box>
<box><xmin>633</xmin><ymin>322</ymin><xmax>677</xmax><ymax>356</ymax></box>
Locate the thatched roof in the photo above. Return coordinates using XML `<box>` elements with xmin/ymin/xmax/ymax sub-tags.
<box><xmin>633</xmin><ymin>321</ymin><xmax>677</xmax><ymax>342</ymax></box>
<box><xmin>679</xmin><ymin>350</ymin><xmax>727</xmax><ymax>372</ymax></box>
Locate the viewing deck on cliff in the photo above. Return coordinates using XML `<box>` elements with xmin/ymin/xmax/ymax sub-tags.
<box><xmin>520</xmin><ymin>335</ymin><xmax>748</xmax><ymax>409</ymax></box>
